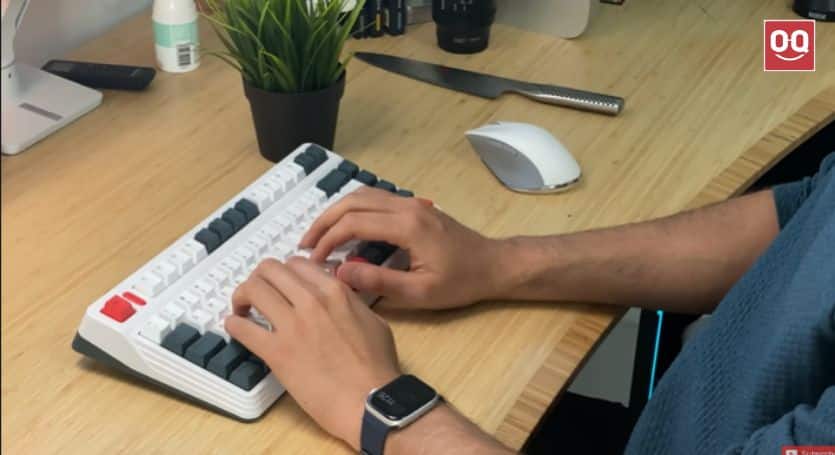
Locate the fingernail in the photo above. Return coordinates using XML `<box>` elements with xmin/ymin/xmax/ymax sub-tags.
<box><xmin>417</xmin><ymin>197</ymin><xmax>434</xmax><ymax>207</ymax></box>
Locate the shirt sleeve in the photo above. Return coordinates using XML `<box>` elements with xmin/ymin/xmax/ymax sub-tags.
<box><xmin>721</xmin><ymin>386</ymin><xmax>835</xmax><ymax>454</ymax></box>
<box><xmin>772</xmin><ymin>153</ymin><xmax>835</xmax><ymax>228</ymax></box>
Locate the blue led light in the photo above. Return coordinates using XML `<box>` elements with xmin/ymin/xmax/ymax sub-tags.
<box><xmin>648</xmin><ymin>310</ymin><xmax>664</xmax><ymax>399</ymax></box>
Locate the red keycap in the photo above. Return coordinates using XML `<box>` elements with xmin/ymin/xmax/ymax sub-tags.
<box><xmin>416</xmin><ymin>198</ymin><xmax>434</xmax><ymax>208</ymax></box>
<box><xmin>346</xmin><ymin>256</ymin><xmax>369</xmax><ymax>264</ymax></box>
<box><xmin>122</xmin><ymin>291</ymin><xmax>146</xmax><ymax>306</ymax></box>
<box><xmin>101</xmin><ymin>295</ymin><xmax>136</xmax><ymax>322</ymax></box>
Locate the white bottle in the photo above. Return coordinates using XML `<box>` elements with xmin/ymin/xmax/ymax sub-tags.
<box><xmin>152</xmin><ymin>0</ymin><xmax>200</xmax><ymax>73</ymax></box>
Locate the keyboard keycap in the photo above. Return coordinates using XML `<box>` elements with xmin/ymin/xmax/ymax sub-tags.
<box><xmin>355</xmin><ymin>170</ymin><xmax>377</xmax><ymax>186</ymax></box>
<box><xmin>229</xmin><ymin>360</ymin><xmax>267</xmax><ymax>391</ymax></box>
<box><xmin>357</xmin><ymin>242</ymin><xmax>397</xmax><ymax>265</ymax></box>
<box><xmin>122</xmin><ymin>291</ymin><xmax>146</xmax><ymax>306</ymax></box>
<box><xmin>316</xmin><ymin>170</ymin><xmax>352</xmax><ymax>197</ymax></box>
<box><xmin>100</xmin><ymin>295</ymin><xmax>136</xmax><ymax>322</ymax></box>
<box><xmin>293</xmin><ymin>153</ymin><xmax>318</xmax><ymax>174</ymax></box>
<box><xmin>191</xmin><ymin>279</ymin><xmax>216</xmax><ymax>300</ymax></box>
<box><xmin>222</xmin><ymin>208</ymin><xmax>248</xmax><ymax>232</ymax></box>
<box><xmin>161</xmin><ymin>324</ymin><xmax>201</xmax><ymax>356</ymax></box>
<box><xmin>186</xmin><ymin>308</ymin><xmax>214</xmax><ymax>334</ymax></box>
<box><xmin>375</xmin><ymin>180</ymin><xmax>397</xmax><ymax>193</ymax></box>
<box><xmin>222</xmin><ymin>255</ymin><xmax>246</xmax><ymax>274</ymax></box>
<box><xmin>151</xmin><ymin>260</ymin><xmax>180</xmax><ymax>286</ymax></box>
<box><xmin>209</xmin><ymin>219</ymin><xmax>235</xmax><ymax>243</ymax></box>
<box><xmin>185</xmin><ymin>333</ymin><xmax>227</xmax><ymax>367</ymax></box>
<box><xmin>140</xmin><ymin>315</ymin><xmax>172</xmax><ymax>344</ymax></box>
<box><xmin>160</xmin><ymin>303</ymin><xmax>187</xmax><ymax>328</ymax></box>
<box><xmin>207</xmin><ymin>341</ymin><xmax>249</xmax><ymax>379</ymax></box>
<box><xmin>235</xmin><ymin>199</ymin><xmax>260</xmax><ymax>222</ymax></box>
<box><xmin>133</xmin><ymin>272</ymin><xmax>165</xmax><ymax>297</ymax></box>
<box><xmin>396</xmin><ymin>189</ymin><xmax>414</xmax><ymax>197</ymax></box>
<box><xmin>195</xmin><ymin>228</ymin><xmax>222</xmax><ymax>254</ymax></box>
<box><xmin>337</xmin><ymin>160</ymin><xmax>359</xmax><ymax>177</ymax></box>
<box><xmin>182</xmin><ymin>239</ymin><xmax>208</xmax><ymax>263</ymax></box>
<box><xmin>167</xmin><ymin>250</ymin><xmax>195</xmax><ymax>275</ymax></box>
<box><xmin>205</xmin><ymin>298</ymin><xmax>228</xmax><ymax>318</ymax></box>
<box><xmin>207</xmin><ymin>267</ymin><xmax>230</xmax><ymax>288</ymax></box>
<box><xmin>244</xmin><ymin>188</ymin><xmax>272</xmax><ymax>212</ymax></box>
<box><xmin>176</xmin><ymin>291</ymin><xmax>201</xmax><ymax>310</ymax></box>
<box><xmin>305</xmin><ymin>144</ymin><xmax>328</xmax><ymax>163</ymax></box>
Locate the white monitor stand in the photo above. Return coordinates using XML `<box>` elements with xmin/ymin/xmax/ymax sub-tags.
<box><xmin>495</xmin><ymin>0</ymin><xmax>596</xmax><ymax>39</ymax></box>
<box><xmin>1</xmin><ymin>0</ymin><xmax>102</xmax><ymax>155</ymax></box>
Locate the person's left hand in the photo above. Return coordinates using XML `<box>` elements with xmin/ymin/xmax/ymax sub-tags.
<box><xmin>226</xmin><ymin>257</ymin><xmax>402</xmax><ymax>450</ymax></box>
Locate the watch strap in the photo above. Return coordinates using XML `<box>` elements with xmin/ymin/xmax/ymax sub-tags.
<box><xmin>361</xmin><ymin>409</ymin><xmax>392</xmax><ymax>455</ymax></box>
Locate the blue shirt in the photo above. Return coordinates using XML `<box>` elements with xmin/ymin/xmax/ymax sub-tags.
<box><xmin>626</xmin><ymin>153</ymin><xmax>835</xmax><ymax>454</ymax></box>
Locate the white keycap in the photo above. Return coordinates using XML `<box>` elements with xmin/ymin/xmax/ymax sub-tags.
<box><xmin>285</xmin><ymin>229</ymin><xmax>304</xmax><ymax>246</ymax></box>
<box><xmin>160</xmin><ymin>303</ymin><xmax>186</xmax><ymax>328</ymax></box>
<box><xmin>259</xmin><ymin>225</ymin><xmax>283</xmax><ymax>244</ymax></box>
<box><xmin>219</xmin><ymin>286</ymin><xmax>235</xmax><ymax>300</ymax></box>
<box><xmin>231</xmin><ymin>247</ymin><xmax>255</xmax><ymax>268</ymax></box>
<box><xmin>259</xmin><ymin>180</ymin><xmax>283</xmax><ymax>200</ymax></box>
<box><xmin>176</xmin><ymin>291</ymin><xmax>201</xmax><ymax>310</ymax></box>
<box><xmin>151</xmin><ymin>260</ymin><xmax>180</xmax><ymax>286</ymax></box>
<box><xmin>337</xmin><ymin>180</ymin><xmax>365</xmax><ymax>199</ymax></box>
<box><xmin>133</xmin><ymin>272</ymin><xmax>165</xmax><ymax>297</ymax></box>
<box><xmin>181</xmin><ymin>239</ymin><xmax>208</xmax><ymax>263</ymax></box>
<box><xmin>166</xmin><ymin>250</ymin><xmax>194</xmax><ymax>275</ymax></box>
<box><xmin>295</xmin><ymin>248</ymin><xmax>313</xmax><ymax>259</ymax></box>
<box><xmin>246</xmin><ymin>234</ymin><xmax>269</xmax><ymax>257</ymax></box>
<box><xmin>220</xmin><ymin>258</ymin><xmax>244</xmax><ymax>275</ymax></box>
<box><xmin>270</xmin><ymin>216</ymin><xmax>293</xmax><ymax>234</ymax></box>
<box><xmin>264</xmin><ymin>174</ymin><xmax>289</xmax><ymax>193</ymax></box>
<box><xmin>191</xmin><ymin>279</ymin><xmax>216</xmax><ymax>300</ymax></box>
<box><xmin>284</xmin><ymin>163</ymin><xmax>305</xmax><ymax>183</ymax></box>
<box><xmin>205</xmin><ymin>298</ymin><xmax>228</xmax><ymax>318</ymax></box>
<box><xmin>140</xmin><ymin>315</ymin><xmax>172</xmax><ymax>344</ymax></box>
<box><xmin>304</xmin><ymin>188</ymin><xmax>328</xmax><ymax>207</ymax></box>
<box><xmin>232</xmin><ymin>274</ymin><xmax>247</xmax><ymax>287</ymax></box>
<box><xmin>207</xmin><ymin>267</ymin><xmax>230</xmax><ymax>288</ymax></box>
<box><xmin>209</xmin><ymin>321</ymin><xmax>230</xmax><ymax>342</ymax></box>
<box><xmin>287</xmin><ymin>203</ymin><xmax>306</xmax><ymax>223</ymax></box>
<box><xmin>187</xmin><ymin>309</ymin><xmax>214</xmax><ymax>333</ymax></box>
<box><xmin>244</xmin><ymin>188</ymin><xmax>273</xmax><ymax>212</ymax></box>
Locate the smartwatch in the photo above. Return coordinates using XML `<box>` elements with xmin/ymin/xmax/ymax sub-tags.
<box><xmin>360</xmin><ymin>374</ymin><xmax>440</xmax><ymax>455</ymax></box>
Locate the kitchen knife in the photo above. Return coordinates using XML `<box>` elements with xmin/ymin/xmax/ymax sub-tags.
<box><xmin>355</xmin><ymin>52</ymin><xmax>624</xmax><ymax>116</ymax></box>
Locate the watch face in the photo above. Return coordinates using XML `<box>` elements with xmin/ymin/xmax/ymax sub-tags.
<box><xmin>369</xmin><ymin>375</ymin><xmax>437</xmax><ymax>421</ymax></box>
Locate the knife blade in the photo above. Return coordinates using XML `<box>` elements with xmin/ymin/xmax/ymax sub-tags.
<box><xmin>355</xmin><ymin>52</ymin><xmax>624</xmax><ymax>116</ymax></box>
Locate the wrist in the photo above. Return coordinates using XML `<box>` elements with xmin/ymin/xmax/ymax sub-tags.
<box><xmin>482</xmin><ymin>236</ymin><xmax>546</xmax><ymax>301</ymax></box>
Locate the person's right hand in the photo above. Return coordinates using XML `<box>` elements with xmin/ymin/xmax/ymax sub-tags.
<box><xmin>299</xmin><ymin>188</ymin><xmax>506</xmax><ymax>310</ymax></box>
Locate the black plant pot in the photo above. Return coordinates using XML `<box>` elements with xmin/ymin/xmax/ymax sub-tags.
<box><xmin>243</xmin><ymin>73</ymin><xmax>346</xmax><ymax>162</ymax></box>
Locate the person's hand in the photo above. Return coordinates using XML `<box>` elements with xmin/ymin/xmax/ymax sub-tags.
<box><xmin>300</xmin><ymin>187</ymin><xmax>505</xmax><ymax>310</ymax></box>
<box><xmin>226</xmin><ymin>257</ymin><xmax>401</xmax><ymax>450</ymax></box>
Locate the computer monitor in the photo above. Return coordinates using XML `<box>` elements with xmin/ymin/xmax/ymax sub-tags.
<box><xmin>1</xmin><ymin>0</ymin><xmax>102</xmax><ymax>155</ymax></box>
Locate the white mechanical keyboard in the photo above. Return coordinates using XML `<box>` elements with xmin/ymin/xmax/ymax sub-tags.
<box><xmin>72</xmin><ymin>144</ymin><xmax>411</xmax><ymax>420</ymax></box>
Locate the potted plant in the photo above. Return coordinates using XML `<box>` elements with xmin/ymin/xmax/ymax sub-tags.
<box><xmin>204</xmin><ymin>0</ymin><xmax>365</xmax><ymax>162</ymax></box>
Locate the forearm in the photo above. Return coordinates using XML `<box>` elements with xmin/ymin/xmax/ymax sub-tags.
<box><xmin>386</xmin><ymin>404</ymin><xmax>514</xmax><ymax>455</ymax></box>
<box><xmin>489</xmin><ymin>190</ymin><xmax>780</xmax><ymax>314</ymax></box>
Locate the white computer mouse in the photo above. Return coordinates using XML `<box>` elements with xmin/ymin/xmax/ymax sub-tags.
<box><xmin>465</xmin><ymin>122</ymin><xmax>581</xmax><ymax>193</ymax></box>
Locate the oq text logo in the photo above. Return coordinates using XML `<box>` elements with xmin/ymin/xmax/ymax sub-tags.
<box><xmin>764</xmin><ymin>20</ymin><xmax>815</xmax><ymax>71</ymax></box>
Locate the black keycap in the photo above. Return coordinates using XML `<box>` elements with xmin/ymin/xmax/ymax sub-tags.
<box><xmin>337</xmin><ymin>160</ymin><xmax>359</xmax><ymax>178</ymax></box>
<box><xmin>207</xmin><ymin>340</ymin><xmax>249</xmax><ymax>379</ymax></box>
<box><xmin>161</xmin><ymin>324</ymin><xmax>201</xmax><ymax>356</ymax></box>
<box><xmin>184</xmin><ymin>333</ymin><xmax>227</xmax><ymax>367</ymax></box>
<box><xmin>194</xmin><ymin>228</ymin><xmax>222</xmax><ymax>254</ymax></box>
<box><xmin>358</xmin><ymin>242</ymin><xmax>397</xmax><ymax>265</ymax></box>
<box><xmin>375</xmin><ymin>180</ymin><xmax>397</xmax><ymax>193</ymax></box>
<box><xmin>306</xmin><ymin>144</ymin><xmax>328</xmax><ymax>163</ymax></box>
<box><xmin>229</xmin><ymin>360</ymin><xmax>267</xmax><ymax>391</ymax></box>
<box><xmin>396</xmin><ymin>189</ymin><xmax>414</xmax><ymax>198</ymax></box>
<box><xmin>316</xmin><ymin>170</ymin><xmax>351</xmax><ymax>197</ymax></box>
<box><xmin>355</xmin><ymin>170</ymin><xmax>377</xmax><ymax>186</ymax></box>
<box><xmin>222</xmin><ymin>208</ymin><xmax>248</xmax><ymax>232</ymax></box>
<box><xmin>234</xmin><ymin>199</ymin><xmax>260</xmax><ymax>222</ymax></box>
<box><xmin>293</xmin><ymin>153</ymin><xmax>318</xmax><ymax>174</ymax></box>
<box><xmin>208</xmin><ymin>218</ymin><xmax>235</xmax><ymax>243</ymax></box>
<box><xmin>249</xmin><ymin>354</ymin><xmax>270</xmax><ymax>373</ymax></box>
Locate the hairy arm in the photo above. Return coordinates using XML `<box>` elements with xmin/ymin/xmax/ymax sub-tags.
<box><xmin>492</xmin><ymin>190</ymin><xmax>780</xmax><ymax>314</ymax></box>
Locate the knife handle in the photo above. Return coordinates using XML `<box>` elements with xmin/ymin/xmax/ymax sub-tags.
<box><xmin>513</xmin><ymin>84</ymin><xmax>625</xmax><ymax>116</ymax></box>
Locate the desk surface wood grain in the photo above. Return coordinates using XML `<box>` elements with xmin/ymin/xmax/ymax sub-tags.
<box><xmin>2</xmin><ymin>0</ymin><xmax>833</xmax><ymax>452</ymax></box>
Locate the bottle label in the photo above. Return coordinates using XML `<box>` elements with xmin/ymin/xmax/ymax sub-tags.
<box><xmin>153</xmin><ymin>20</ymin><xmax>200</xmax><ymax>72</ymax></box>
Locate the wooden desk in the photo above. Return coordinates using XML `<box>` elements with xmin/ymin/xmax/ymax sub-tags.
<box><xmin>2</xmin><ymin>0</ymin><xmax>833</xmax><ymax>452</ymax></box>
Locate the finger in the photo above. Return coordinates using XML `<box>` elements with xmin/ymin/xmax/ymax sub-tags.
<box><xmin>231</xmin><ymin>275</ymin><xmax>292</xmax><ymax>327</ymax></box>
<box><xmin>300</xmin><ymin>188</ymin><xmax>402</xmax><ymax>249</ymax></box>
<box><xmin>336</xmin><ymin>261</ymin><xmax>419</xmax><ymax>303</ymax></box>
<box><xmin>251</xmin><ymin>258</ymin><xmax>317</xmax><ymax>310</ymax></box>
<box><xmin>310</xmin><ymin>212</ymin><xmax>411</xmax><ymax>262</ymax></box>
<box><xmin>225</xmin><ymin>315</ymin><xmax>273</xmax><ymax>359</ymax></box>
<box><xmin>285</xmin><ymin>256</ymin><xmax>350</xmax><ymax>300</ymax></box>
